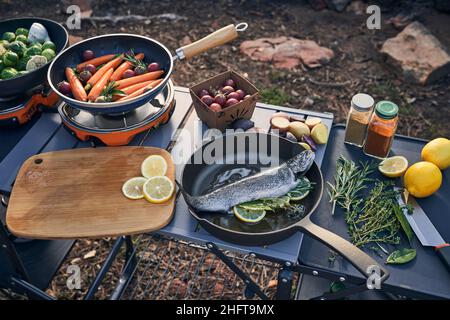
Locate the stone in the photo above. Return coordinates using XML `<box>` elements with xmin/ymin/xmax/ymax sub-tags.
<box><xmin>68</xmin><ymin>35</ymin><xmax>84</xmax><ymax>45</ymax></box>
<box><xmin>325</xmin><ymin>0</ymin><xmax>352</xmax><ymax>12</ymax></box>
<box><xmin>240</xmin><ymin>37</ymin><xmax>334</xmax><ymax>70</ymax></box>
<box><xmin>380</xmin><ymin>22</ymin><xmax>450</xmax><ymax>85</ymax></box>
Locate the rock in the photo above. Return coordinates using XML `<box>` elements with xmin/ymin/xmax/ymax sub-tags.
<box><xmin>68</xmin><ymin>34</ymin><xmax>84</xmax><ymax>45</ymax></box>
<box><xmin>380</xmin><ymin>22</ymin><xmax>450</xmax><ymax>85</ymax></box>
<box><xmin>346</xmin><ymin>0</ymin><xmax>367</xmax><ymax>15</ymax></box>
<box><xmin>308</xmin><ymin>0</ymin><xmax>327</xmax><ymax>10</ymax></box>
<box><xmin>326</xmin><ymin>0</ymin><xmax>352</xmax><ymax>12</ymax></box>
<box><xmin>240</xmin><ymin>37</ymin><xmax>334</xmax><ymax>70</ymax></box>
<box><xmin>435</xmin><ymin>0</ymin><xmax>450</xmax><ymax>13</ymax></box>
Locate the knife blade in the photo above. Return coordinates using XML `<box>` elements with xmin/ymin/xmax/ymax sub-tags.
<box><xmin>398</xmin><ymin>190</ymin><xmax>450</xmax><ymax>272</ymax></box>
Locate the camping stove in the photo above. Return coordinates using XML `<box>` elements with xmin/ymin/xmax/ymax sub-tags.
<box><xmin>0</xmin><ymin>85</ymin><xmax>59</xmax><ymax>126</ymax></box>
<box><xmin>58</xmin><ymin>80</ymin><xmax>176</xmax><ymax>146</ymax></box>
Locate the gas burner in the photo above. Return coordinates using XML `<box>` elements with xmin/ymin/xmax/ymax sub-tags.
<box><xmin>59</xmin><ymin>80</ymin><xmax>176</xmax><ymax>146</ymax></box>
<box><xmin>0</xmin><ymin>85</ymin><xmax>59</xmax><ymax>126</ymax></box>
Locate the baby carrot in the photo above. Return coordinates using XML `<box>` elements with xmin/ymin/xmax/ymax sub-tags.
<box><xmin>76</xmin><ymin>54</ymin><xmax>115</xmax><ymax>73</ymax></box>
<box><xmin>87</xmin><ymin>68</ymin><xmax>114</xmax><ymax>102</ymax></box>
<box><xmin>85</xmin><ymin>55</ymin><xmax>123</xmax><ymax>91</ymax></box>
<box><xmin>115</xmin><ymin>70</ymin><xmax>164</xmax><ymax>90</ymax></box>
<box><xmin>110</xmin><ymin>53</ymin><xmax>145</xmax><ymax>81</ymax></box>
<box><xmin>118</xmin><ymin>79</ymin><xmax>163</xmax><ymax>101</ymax></box>
<box><xmin>120</xmin><ymin>80</ymin><xmax>154</xmax><ymax>95</ymax></box>
<box><xmin>65</xmin><ymin>67</ymin><xmax>87</xmax><ymax>102</ymax></box>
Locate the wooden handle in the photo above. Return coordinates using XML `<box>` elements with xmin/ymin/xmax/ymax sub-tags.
<box><xmin>179</xmin><ymin>24</ymin><xmax>238</xmax><ymax>60</ymax></box>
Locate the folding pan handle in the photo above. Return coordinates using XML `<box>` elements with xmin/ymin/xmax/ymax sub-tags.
<box><xmin>175</xmin><ymin>23</ymin><xmax>248</xmax><ymax>60</ymax></box>
<box><xmin>299</xmin><ymin>218</ymin><xmax>390</xmax><ymax>284</ymax></box>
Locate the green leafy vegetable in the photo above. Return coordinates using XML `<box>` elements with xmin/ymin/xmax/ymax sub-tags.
<box><xmin>386</xmin><ymin>248</ymin><xmax>416</xmax><ymax>264</ymax></box>
<box><xmin>393</xmin><ymin>203</ymin><xmax>414</xmax><ymax>243</ymax></box>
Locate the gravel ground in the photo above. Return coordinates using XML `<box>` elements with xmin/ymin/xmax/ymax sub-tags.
<box><xmin>1</xmin><ymin>0</ymin><xmax>449</xmax><ymax>300</ymax></box>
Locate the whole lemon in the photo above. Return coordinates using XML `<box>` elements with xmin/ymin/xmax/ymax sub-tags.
<box><xmin>421</xmin><ymin>137</ymin><xmax>450</xmax><ymax>170</ymax></box>
<box><xmin>404</xmin><ymin>161</ymin><xmax>442</xmax><ymax>198</ymax></box>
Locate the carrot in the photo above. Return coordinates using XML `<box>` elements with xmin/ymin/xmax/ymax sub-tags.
<box><xmin>85</xmin><ymin>55</ymin><xmax>123</xmax><ymax>91</ymax></box>
<box><xmin>110</xmin><ymin>53</ymin><xmax>145</xmax><ymax>81</ymax></box>
<box><xmin>120</xmin><ymin>80</ymin><xmax>155</xmax><ymax>95</ymax></box>
<box><xmin>76</xmin><ymin>54</ymin><xmax>115</xmax><ymax>73</ymax></box>
<box><xmin>115</xmin><ymin>70</ymin><xmax>164</xmax><ymax>90</ymax></box>
<box><xmin>65</xmin><ymin>67</ymin><xmax>87</xmax><ymax>102</ymax></box>
<box><xmin>87</xmin><ymin>68</ymin><xmax>114</xmax><ymax>102</ymax></box>
<box><xmin>118</xmin><ymin>79</ymin><xmax>163</xmax><ymax>101</ymax></box>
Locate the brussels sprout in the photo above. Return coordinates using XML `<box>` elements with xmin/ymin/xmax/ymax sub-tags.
<box><xmin>8</xmin><ymin>41</ymin><xmax>26</xmax><ymax>57</ymax></box>
<box><xmin>0</xmin><ymin>44</ymin><xmax>6</xmax><ymax>56</ymax></box>
<box><xmin>24</xmin><ymin>45</ymin><xmax>42</xmax><ymax>58</ymax></box>
<box><xmin>0</xmin><ymin>60</ymin><xmax>4</xmax><ymax>73</ymax></box>
<box><xmin>15</xmin><ymin>34</ymin><xmax>28</xmax><ymax>44</ymax></box>
<box><xmin>41</xmin><ymin>48</ymin><xmax>55</xmax><ymax>62</ymax></box>
<box><xmin>3</xmin><ymin>51</ymin><xmax>19</xmax><ymax>67</ymax></box>
<box><xmin>2</xmin><ymin>32</ymin><xmax>15</xmax><ymax>42</ymax></box>
<box><xmin>0</xmin><ymin>40</ymin><xmax>9</xmax><ymax>47</ymax></box>
<box><xmin>42</xmin><ymin>41</ymin><xmax>56</xmax><ymax>51</ymax></box>
<box><xmin>1</xmin><ymin>67</ymin><xmax>18</xmax><ymax>79</ymax></box>
<box><xmin>16</xmin><ymin>56</ymin><xmax>31</xmax><ymax>71</ymax></box>
<box><xmin>15</xmin><ymin>28</ymin><xmax>29</xmax><ymax>37</ymax></box>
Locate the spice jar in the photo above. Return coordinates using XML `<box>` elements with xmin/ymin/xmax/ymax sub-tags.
<box><xmin>344</xmin><ymin>93</ymin><xmax>375</xmax><ymax>146</ymax></box>
<box><xmin>363</xmin><ymin>101</ymin><xmax>399</xmax><ymax>159</ymax></box>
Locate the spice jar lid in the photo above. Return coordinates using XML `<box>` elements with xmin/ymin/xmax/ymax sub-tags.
<box><xmin>351</xmin><ymin>93</ymin><xmax>374</xmax><ymax>112</ymax></box>
<box><xmin>375</xmin><ymin>101</ymin><xmax>399</xmax><ymax>119</ymax></box>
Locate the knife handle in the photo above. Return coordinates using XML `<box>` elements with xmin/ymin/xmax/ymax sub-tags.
<box><xmin>435</xmin><ymin>244</ymin><xmax>450</xmax><ymax>272</ymax></box>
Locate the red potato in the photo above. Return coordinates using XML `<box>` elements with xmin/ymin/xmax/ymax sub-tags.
<box><xmin>225</xmin><ymin>98</ymin><xmax>239</xmax><ymax>107</ymax></box>
<box><xmin>209</xmin><ymin>103</ymin><xmax>222</xmax><ymax>112</ymax></box>
<box><xmin>201</xmin><ymin>95</ymin><xmax>214</xmax><ymax>106</ymax></box>
<box><xmin>227</xmin><ymin>91</ymin><xmax>240</xmax><ymax>100</ymax></box>
<box><xmin>243</xmin><ymin>94</ymin><xmax>251</xmax><ymax>100</ymax></box>
<box><xmin>235</xmin><ymin>89</ymin><xmax>245</xmax><ymax>99</ymax></box>
<box><xmin>221</xmin><ymin>85</ymin><xmax>234</xmax><ymax>95</ymax></box>
<box><xmin>198</xmin><ymin>89</ymin><xmax>210</xmax><ymax>98</ymax></box>
<box><xmin>214</xmin><ymin>93</ymin><xmax>226</xmax><ymax>106</ymax></box>
<box><xmin>223</xmin><ymin>79</ymin><xmax>236</xmax><ymax>88</ymax></box>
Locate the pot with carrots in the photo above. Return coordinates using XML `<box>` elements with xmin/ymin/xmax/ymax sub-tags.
<box><xmin>48</xmin><ymin>23</ymin><xmax>247</xmax><ymax>114</ymax></box>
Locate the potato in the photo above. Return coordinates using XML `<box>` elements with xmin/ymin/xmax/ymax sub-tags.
<box><xmin>289</xmin><ymin>114</ymin><xmax>305</xmax><ymax>122</ymax></box>
<box><xmin>270</xmin><ymin>112</ymin><xmax>290</xmax><ymax>120</ymax></box>
<box><xmin>298</xmin><ymin>142</ymin><xmax>311</xmax><ymax>151</ymax></box>
<box><xmin>305</xmin><ymin>117</ymin><xmax>322</xmax><ymax>130</ymax></box>
<box><xmin>311</xmin><ymin>123</ymin><xmax>328</xmax><ymax>144</ymax></box>
<box><xmin>288</xmin><ymin>121</ymin><xmax>310</xmax><ymax>140</ymax></box>
<box><xmin>271</xmin><ymin>116</ymin><xmax>290</xmax><ymax>132</ymax></box>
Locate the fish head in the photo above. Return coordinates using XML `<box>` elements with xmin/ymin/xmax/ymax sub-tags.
<box><xmin>286</xmin><ymin>150</ymin><xmax>315</xmax><ymax>174</ymax></box>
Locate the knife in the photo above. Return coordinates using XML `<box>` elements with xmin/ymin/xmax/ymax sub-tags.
<box><xmin>398</xmin><ymin>190</ymin><xmax>450</xmax><ymax>272</ymax></box>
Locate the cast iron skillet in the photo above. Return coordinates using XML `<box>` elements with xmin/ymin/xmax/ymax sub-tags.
<box><xmin>0</xmin><ymin>17</ymin><xmax>68</xmax><ymax>98</ymax></box>
<box><xmin>48</xmin><ymin>23</ymin><xmax>247</xmax><ymax>114</ymax></box>
<box><xmin>180</xmin><ymin>132</ymin><xmax>389</xmax><ymax>282</ymax></box>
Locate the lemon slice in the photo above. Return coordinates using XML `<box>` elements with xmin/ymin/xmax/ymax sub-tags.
<box><xmin>143</xmin><ymin>176</ymin><xmax>174</xmax><ymax>203</ymax></box>
<box><xmin>378</xmin><ymin>156</ymin><xmax>409</xmax><ymax>178</ymax></box>
<box><xmin>122</xmin><ymin>177</ymin><xmax>147</xmax><ymax>200</ymax></box>
<box><xmin>141</xmin><ymin>155</ymin><xmax>168</xmax><ymax>179</ymax></box>
<box><xmin>233</xmin><ymin>206</ymin><xmax>266</xmax><ymax>223</ymax></box>
<box><xmin>288</xmin><ymin>177</ymin><xmax>311</xmax><ymax>201</ymax></box>
<box><xmin>26</xmin><ymin>55</ymin><xmax>47</xmax><ymax>71</ymax></box>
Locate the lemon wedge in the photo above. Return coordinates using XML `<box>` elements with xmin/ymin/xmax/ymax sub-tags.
<box><xmin>378</xmin><ymin>156</ymin><xmax>409</xmax><ymax>178</ymax></box>
<box><xmin>233</xmin><ymin>206</ymin><xmax>266</xmax><ymax>223</ymax></box>
<box><xmin>143</xmin><ymin>176</ymin><xmax>174</xmax><ymax>204</ymax></box>
<box><xmin>141</xmin><ymin>155</ymin><xmax>168</xmax><ymax>179</ymax></box>
<box><xmin>122</xmin><ymin>177</ymin><xmax>147</xmax><ymax>200</ymax></box>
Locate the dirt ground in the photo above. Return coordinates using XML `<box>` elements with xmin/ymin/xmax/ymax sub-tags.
<box><xmin>1</xmin><ymin>0</ymin><xmax>449</xmax><ymax>300</ymax></box>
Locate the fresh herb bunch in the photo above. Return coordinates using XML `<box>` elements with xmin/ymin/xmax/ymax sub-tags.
<box><xmin>96</xmin><ymin>81</ymin><xmax>125</xmax><ymax>102</ymax></box>
<box><xmin>124</xmin><ymin>49</ymin><xmax>146</xmax><ymax>70</ymax></box>
<box><xmin>327</xmin><ymin>156</ymin><xmax>376</xmax><ymax>215</ymax></box>
<box><xmin>327</xmin><ymin>157</ymin><xmax>414</xmax><ymax>249</ymax></box>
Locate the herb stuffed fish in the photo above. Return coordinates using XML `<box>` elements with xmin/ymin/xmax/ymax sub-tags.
<box><xmin>178</xmin><ymin>150</ymin><xmax>315</xmax><ymax>213</ymax></box>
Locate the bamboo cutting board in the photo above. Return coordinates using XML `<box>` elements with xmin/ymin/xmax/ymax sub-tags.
<box><xmin>6</xmin><ymin>147</ymin><xmax>176</xmax><ymax>239</ymax></box>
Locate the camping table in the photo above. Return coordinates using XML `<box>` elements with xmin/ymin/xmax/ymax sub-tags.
<box><xmin>0</xmin><ymin>86</ymin><xmax>332</xmax><ymax>299</ymax></box>
<box><xmin>295</xmin><ymin>125</ymin><xmax>450</xmax><ymax>300</ymax></box>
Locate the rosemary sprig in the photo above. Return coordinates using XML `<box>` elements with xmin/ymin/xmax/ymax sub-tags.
<box><xmin>97</xmin><ymin>81</ymin><xmax>125</xmax><ymax>102</ymax></box>
<box><xmin>124</xmin><ymin>49</ymin><xmax>146</xmax><ymax>69</ymax></box>
<box><xmin>327</xmin><ymin>156</ymin><xmax>376</xmax><ymax>215</ymax></box>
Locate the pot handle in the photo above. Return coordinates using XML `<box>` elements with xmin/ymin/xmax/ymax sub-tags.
<box><xmin>175</xmin><ymin>23</ymin><xmax>248</xmax><ymax>60</ymax></box>
<box><xmin>300</xmin><ymin>219</ymin><xmax>389</xmax><ymax>284</ymax></box>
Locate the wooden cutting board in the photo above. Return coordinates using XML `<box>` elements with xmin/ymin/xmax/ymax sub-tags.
<box><xmin>6</xmin><ymin>146</ymin><xmax>176</xmax><ymax>239</ymax></box>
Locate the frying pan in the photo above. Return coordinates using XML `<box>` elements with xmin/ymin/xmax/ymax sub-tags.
<box><xmin>48</xmin><ymin>23</ymin><xmax>248</xmax><ymax>114</ymax></box>
<box><xmin>0</xmin><ymin>17</ymin><xmax>68</xmax><ymax>98</ymax></box>
<box><xmin>180</xmin><ymin>132</ymin><xmax>389</xmax><ymax>282</ymax></box>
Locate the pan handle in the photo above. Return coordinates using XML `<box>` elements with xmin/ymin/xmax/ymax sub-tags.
<box><xmin>299</xmin><ymin>218</ymin><xmax>389</xmax><ymax>284</ymax></box>
<box><xmin>174</xmin><ymin>23</ymin><xmax>248</xmax><ymax>60</ymax></box>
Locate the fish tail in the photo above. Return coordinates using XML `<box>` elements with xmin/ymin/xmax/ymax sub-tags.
<box><xmin>175</xmin><ymin>180</ymin><xmax>197</xmax><ymax>208</ymax></box>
